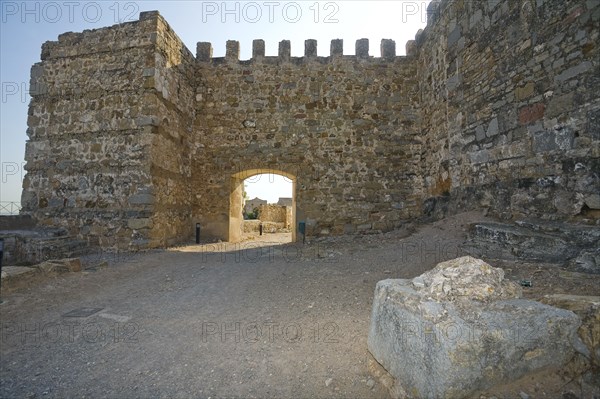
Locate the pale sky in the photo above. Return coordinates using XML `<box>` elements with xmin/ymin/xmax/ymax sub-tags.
<box><xmin>0</xmin><ymin>1</ymin><xmax>431</xmax><ymax>205</ymax></box>
<box><xmin>245</xmin><ymin>173</ymin><xmax>293</xmax><ymax>204</ymax></box>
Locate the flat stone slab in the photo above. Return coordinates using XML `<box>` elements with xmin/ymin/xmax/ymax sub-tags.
<box><xmin>368</xmin><ymin>256</ymin><xmax>582</xmax><ymax>398</ymax></box>
<box><xmin>1</xmin><ymin>266</ymin><xmax>40</xmax><ymax>293</ymax></box>
<box><xmin>38</xmin><ymin>258</ymin><xmax>82</xmax><ymax>273</ymax></box>
<box><xmin>463</xmin><ymin>222</ymin><xmax>574</xmax><ymax>262</ymax></box>
<box><xmin>1</xmin><ymin>266</ymin><xmax>38</xmax><ymax>280</ymax></box>
<box><xmin>1</xmin><ymin>258</ymin><xmax>82</xmax><ymax>293</ymax></box>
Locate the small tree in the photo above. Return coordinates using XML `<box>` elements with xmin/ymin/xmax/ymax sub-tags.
<box><xmin>245</xmin><ymin>207</ymin><xmax>259</xmax><ymax>220</ymax></box>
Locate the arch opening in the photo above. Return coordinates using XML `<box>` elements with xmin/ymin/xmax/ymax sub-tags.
<box><xmin>229</xmin><ymin>169</ymin><xmax>297</xmax><ymax>243</ymax></box>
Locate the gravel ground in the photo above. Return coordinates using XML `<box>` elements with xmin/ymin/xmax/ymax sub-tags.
<box><xmin>1</xmin><ymin>211</ymin><xmax>598</xmax><ymax>398</ymax></box>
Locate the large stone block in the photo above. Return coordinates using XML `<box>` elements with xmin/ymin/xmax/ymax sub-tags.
<box><xmin>368</xmin><ymin>256</ymin><xmax>582</xmax><ymax>398</ymax></box>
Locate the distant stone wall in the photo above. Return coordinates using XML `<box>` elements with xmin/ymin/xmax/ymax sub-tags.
<box><xmin>243</xmin><ymin>220</ymin><xmax>260</xmax><ymax>233</ymax></box>
<box><xmin>243</xmin><ymin>219</ymin><xmax>286</xmax><ymax>234</ymax></box>
<box><xmin>258</xmin><ymin>204</ymin><xmax>287</xmax><ymax>224</ymax></box>
<box><xmin>244</xmin><ymin>198</ymin><xmax>266</xmax><ymax>214</ymax></box>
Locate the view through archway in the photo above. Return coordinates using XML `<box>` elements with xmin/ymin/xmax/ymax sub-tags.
<box><xmin>229</xmin><ymin>170</ymin><xmax>296</xmax><ymax>243</ymax></box>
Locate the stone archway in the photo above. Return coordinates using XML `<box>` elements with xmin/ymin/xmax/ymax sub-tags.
<box><xmin>229</xmin><ymin>169</ymin><xmax>297</xmax><ymax>243</ymax></box>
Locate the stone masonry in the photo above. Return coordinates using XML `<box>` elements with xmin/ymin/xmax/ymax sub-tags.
<box><xmin>258</xmin><ymin>204</ymin><xmax>291</xmax><ymax>228</ymax></box>
<box><xmin>21</xmin><ymin>0</ymin><xmax>599</xmax><ymax>250</ymax></box>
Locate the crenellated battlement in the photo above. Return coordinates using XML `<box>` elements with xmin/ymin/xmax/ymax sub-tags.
<box><xmin>195</xmin><ymin>38</ymin><xmax>415</xmax><ymax>64</ymax></box>
<box><xmin>191</xmin><ymin>0</ymin><xmax>446</xmax><ymax>64</ymax></box>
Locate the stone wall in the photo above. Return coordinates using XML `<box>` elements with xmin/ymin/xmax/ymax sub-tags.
<box><xmin>21</xmin><ymin>1</ymin><xmax>599</xmax><ymax>250</ymax></box>
<box><xmin>192</xmin><ymin>39</ymin><xmax>423</xmax><ymax>240</ymax></box>
<box><xmin>258</xmin><ymin>204</ymin><xmax>288</xmax><ymax>225</ymax></box>
<box><xmin>22</xmin><ymin>12</ymin><xmax>196</xmax><ymax>250</ymax></box>
<box><xmin>244</xmin><ymin>197</ymin><xmax>267</xmax><ymax>214</ymax></box>
<box><xmin>23</xmin><ymin>13</ymin><xmax>159</xmax><ymax>250</ymax></box>
<box><xmin>418</xmin><ymin>0</ymin><xmax>600</xmax><ymax>222</ymax></box>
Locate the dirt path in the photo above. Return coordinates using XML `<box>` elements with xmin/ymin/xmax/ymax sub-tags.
<box><xmin>1</xmin><ymin>212</ymin><xmax>598</xmax><ymax>398</ymax></box>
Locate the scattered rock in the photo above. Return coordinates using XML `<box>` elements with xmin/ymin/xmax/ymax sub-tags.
<box><xmin>38</xmin><ymin>258</ymin><xmax>82</xmax><ymax>273</ymax></box>
<box><xmin>324</xmin><ymin>378</ymin><xmax>332</xmax><ymax>387</ymax></box>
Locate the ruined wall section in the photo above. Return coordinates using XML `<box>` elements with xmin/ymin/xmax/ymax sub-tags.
<box><xmin>193</xmin><ymin>41</ymin><xmax>422</xmax><ymax>238</ymax></box>
<box><xmin>258</xmin><ymin>204</ymin><xmax>288</xmax><ymax>224</ymax></box>
<box><xmin>22</xmin><ymin>12</ymin><xmax>193</xmax><ymax>249</ymax></box>
<box><xmin>418</xmin><ymin>0</ymin><xmax>600</xmax><ymax>221</ymax></box>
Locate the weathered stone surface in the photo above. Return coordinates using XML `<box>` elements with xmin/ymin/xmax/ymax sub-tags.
<box><xmin>368</xmin><ymin>257</ymin><xmax>582</xmax><ymax>398</ymax></box>
<box><xmin>330</xmin><ymin>39</ymin><xmax>343</xmax><ymax>56</ymax></box>
<box><xmin>0</xmin><ymin>266</ymin><xmax>40</xmax><ymax>293</ymax></box>
<box><xmin>251</xmin><ymin>39</ymin><xmax>264</xmax><ymax>58</ymax></box>
<box><xmin>419</xmin><ymin>0</ymin><xmax>599</xmax><ymax>224</ymax></box>
<box><xmin>519</xmin><ymin>103</ymin><xmax>546</xmax><ymax>125</ymax></box>
<box><xmin>381</xmin><ymin>39</ymin><xmax>396</xmax><ymax>59</ymax></box>
<box><xmin>258</xmin><ymin>204</ymin><xmax>289</xmax><ymax>224</ymax></box>
<box><xmin>127</xmin><ymin>218</ymin><xmax>153</xmax><ymax>230</ymax></box>
<box><xmin>554</xmin><ymin>61</ymin><xmax>593</xmax><ymax>83</ymax></box>
<box><xmin>0</xmin><ymin>228</ymin><xmax>89</xmax><ymax>265</ymax></box>
<box><xmin>304</xmin><ymin>39</ymin><xmax>317</xmax><ymax>57</ymax></box>
<box><xmin>585</xmin><ymin>193</ymin><xmax>600</xmax><ymax>209</ymax></box>
<box><xmin>38</xmin><ymin>258</ymin><xmax>82</xmax><ymax>273</ymax></box>
<box><xmin>0</xmin><ymin>215</ymin><xmax>36</xmax><ymax>230</ymax></box>
<box><xmin>515</xmin><ymin>82</ymin><xmax>535</xmax><ymax>101</ymax></box>
<box><xmin>418</xmin><ymin>256</ymin><xmax>522</xmax><ymax>301</ymax></box>
<box><xmin>197</xmin><ymin>42</ymin><xmax>212</xmax><ymax>61</ymax></box>
<box><xmin>356</xmin><ymin>38</ymin><xmax>369</xmax><ymax>57</ymax></box>
<box><xmin>568</xmin><ymin>248</ymin><xmax>600</xmax><ymax>274</ymax></box>
<box><xmin>0</xmin><ymin>266</ymin><xmax>38</xmax><ymax>281</ymax></box>
<box><xmin>463</xmin><ymin>221</ymin><xmax>600</xmax><ymax>264</ymax></box>
<box><xmin>539</xmin><ymin>294</ymin><xmax>600</xmax><ymax>384</ymax></box>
